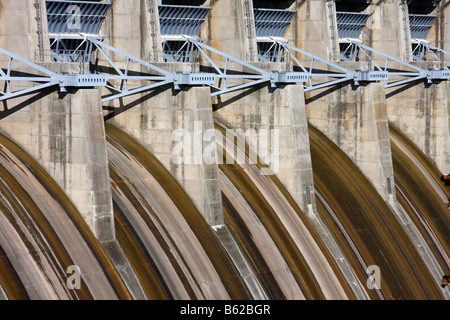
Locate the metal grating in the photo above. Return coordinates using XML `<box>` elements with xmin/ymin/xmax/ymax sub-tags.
<box><xmin>158</xmin><ymin>5</ymin><xmax>210</xmax><ymax>36</ymax></box>
<box><xmin>336</xmin><ymin>12</ymin><xmax>370</xmax><ymax>39</ymax></box>
<box><xmin>409</xmin><ymin>14</ymin><xmax>436</xmax><ymax>39</ymax></box>
<box><xmin>46</xmin><ymin>0</ymin><xmax>111</xmax><ymax>35</ymax></box>
<box><xmin>45</xmin><ymin>0</ymin><xmax>111</xmax><ymax>63</ymax></box>
<box><xmin>253</xmin><ymin>8</ymin><xmax>295</xmax><ymax>38</ymax></box>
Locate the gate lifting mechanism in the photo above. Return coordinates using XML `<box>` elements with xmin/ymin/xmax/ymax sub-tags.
<box><xmin>1</xmin><ymin>37</ymin><xmax>449</xmax><ymax>103</ymax></box>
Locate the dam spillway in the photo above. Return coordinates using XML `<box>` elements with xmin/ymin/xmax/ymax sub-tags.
<box><xmin>0</xmin><ymin>0</ymin><xmax>449</xmax><ymax>302</ymax></box>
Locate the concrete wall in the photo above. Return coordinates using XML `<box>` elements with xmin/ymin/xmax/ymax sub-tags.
<box><xmin>0</xmin><ymin>0</ymin><xmax>448</xmax><ymax>255</ymax></box>
<box><xmin>371</xmin><ymin>1</ymin><xmax>450</xmax><ymax>175</ymax></box>
<box><xmin>436</xmin><ymin>0</ymin><xmax>450</xmax><ymax>61</ymax></box>
<box><xmin>296</xmin><ymin>0</ymin><xmax>396</xmax><ymax>200</ymax></box>
<box><xmin>363</xmin><ymin>0</ymin><xmax>412</xmax><ymax>61</ymax></box>
<box><xmin>200</xmin><ymin>0</ymin><xmax>257</xmax><ymax>61</ymax></box>
<box><xmin>0</xmin><ymin>1</ymin><xmax>115</xmax><ymax>241</ymax></box>
<box><xmin>0</xmin><ymin>80</ymin><xmax>115</xmax><ymax>241</ymax></box>
<box><xmin>0</xmin><ymin>0</ymin><xmax>41</xmax><ymax>60</ymax></box>
<box><xmin>386</xmin><ymin>77</ymin><xmax>450</xmax><ymax>174</ymax></box>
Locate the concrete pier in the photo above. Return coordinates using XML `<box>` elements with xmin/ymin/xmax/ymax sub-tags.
<box><xmin>306</xmin><ymin>81</ymin><xmax>395</xmax><ymax>201</ymax></box>
<box><xmin>0</xmin><ymin>1</ymin><xmax>115</xmax><ymax>241</ymax></box>
<box><xmin>0</xmin><ymin>0</ymin><xmax>448</xmax><ymax>300</ymax></box>
<box><xmin>0</xmin><ymin>85</ymin><xmax>115</xmax><ymax>241</ymax></box>
<box><xmin>102</xmin><ymin>1</ymin><xmax>224</xmax><ymax>226</ymax></box>
<box><xmin>295</xmin><ymin>0</ymin><xmax>396</xmax><ymax>201</ymax></box>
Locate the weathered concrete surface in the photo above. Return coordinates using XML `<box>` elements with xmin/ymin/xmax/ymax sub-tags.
<box><xmin>291</xmin><ymin>0</ymin><xmax>396</xmax><ymax>200</ymax></box>
<box><xmin>291</xmin><ymin>0</ymin><xmax>340</xmax><ymax>62</ymax></box>
<box><xmin>0</xmin><ymin>0</ymin><xmax>45</xmax><ymax>60</ymax></box>
<box><xmin>0</xmin><ymin>1</ymin><xmax>115</xmax><ymax>241</ymax></box>
<box><xmin>362</xmin><ymin>0</ymin><xmax>412</xmax><ymax>61</ymax></box>
<box><xmin>200</xmin><ymin>0</ymin><xmax>257</xmax><ymax>62</ymax></box>
<box><xmin>203</xmin><ymin>0</ymin><xmax>315</xmax><ymax>213</ymax></box>
<box><xmin>0</xmin><ymin>85</ymin><xmax>115</xmax><ymax>241</ymax></box>
<box><xmin>435</xmin><ymin>0</ymin><xmax>450</xmax><ymax>62</ymax></box>
<box><xmin>213</xmin><ymin>83</ymin><xmax>316</xmax><ymax>214</ymax></box>
<box><xmin>367</xmin><ymin>1</ymin><xmax>450</xmax><ymax>175</ymax></box>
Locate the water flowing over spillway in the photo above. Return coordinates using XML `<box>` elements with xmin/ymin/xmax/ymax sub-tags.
<box><xmin>389</xmin><ymin>125</ymin><xmax>450</xmax><ymax>281</ymax></box>
<box><xmin>0</xmin><ymin>122</ymin><xmax>448</xmax><ymax>300</ymax></box>
<box><xmin>309</xmin><ymin>124</ymin><xmax>446</xmax><ymax>300</ymax></box>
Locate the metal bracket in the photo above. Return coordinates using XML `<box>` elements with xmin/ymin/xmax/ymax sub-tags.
<box><xmin>411</xmin><ymin>39</ymin><xmax>450</xmax><ymax>67</ymax></box>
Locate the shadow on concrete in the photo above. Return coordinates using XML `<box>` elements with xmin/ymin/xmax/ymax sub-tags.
<box><xmin>102</xmin><ymin>82</ymin><xmax>174</xmax><ymax>121</ymax></box>
<box><xmin>385</xmin><ymin>79</ymin><xmax>427</xmax><ymax>99</ymax></box>
<box><xmin>211</xmin><ymin>82</ymin><xmax>267</xmax><ymax>112</ymax></box>
<box><xmin>0</xmin><ymin>88</ymin><xmax>56</xmax><ymax>120</ymax></box>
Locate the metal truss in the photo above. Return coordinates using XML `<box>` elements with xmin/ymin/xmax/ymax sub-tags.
<box><xmin>0</xmin><ymin>38</ymin><xmax>215</xmax><ymax>103</ymax></box>
<box><xmin>0</xmin><ymin>48</ymin><xmax>61</xmax><ymax>102</ymax></box>
<box><xmin>185</xmin><ymin>37</ymin><xmax>387</xmax><ymax>95</ymax></box>
<box><xmin>276</xmin><ymin>40</ymin><xmax>358</xmax><ymax>92</ymax></box>
<box><xmin>185</xmin><ymin>37</ymin><xmax>310</xmax><ymax>96</ymax></box>
<box><xmin>351</xmin><ymin>40</ymin><xmax>450</xmax><ymax>87</ymax></box>
<box><xmin>2</xmin><ymin>37</ymin><xmax>448</xmax><ymax>104</ymax></box>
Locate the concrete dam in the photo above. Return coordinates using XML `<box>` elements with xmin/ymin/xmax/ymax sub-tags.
<box><xmin>0</xmin><ymin>0</ymin><xmax>449</xmax><ymax>301</ymax></box>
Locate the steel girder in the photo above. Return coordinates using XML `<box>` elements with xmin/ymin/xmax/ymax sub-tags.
<box><xmin>1</xmin><ymin>37</ymin><xmax>449</xmax><ymax>104</ymax></box>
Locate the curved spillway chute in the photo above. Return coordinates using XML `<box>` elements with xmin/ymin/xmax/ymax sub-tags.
<box><xmin>0</xmin><ymin>132</ymin><xmax>131</xmax><ymax>300</ymax></box>
<box><xmin>105</xmin><ymin>123</ymin><xmax>251</xmax><ymax>300</ymax></box>
<box><xmin>309</xmin><ymin>124</ymin><xmax>447</xmax><ymax>300</ymax></box>
<box><xmin>214</xmin><ymin>122</ymin><xmax>354</xmax><ymax>300</ymax></box>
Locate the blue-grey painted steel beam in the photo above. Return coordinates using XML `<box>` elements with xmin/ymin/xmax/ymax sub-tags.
<box><xmin>411</xmin><ymin>39</ymin><xmax>450</xmax><ymax>67</ymax></box>
<box><xmin>0</xmin><ymin>48</ymin><xmax>60</xmax><ymax>101</ymax></box>
<box><xmin>186</xmin><ymin>37</ymin><xmax>391</xmax><ymax>95</ymax></box>
<box><xmin>185</xmin><ymin>37</ymin><xmax>312</xmax><ymax>96</ymax></box>
<box><xmin>276</xmin><ymin>40</ymin><xmax>359</xmax><ymax>91</ymax></box>
<box><xmin>0</xmin><ymin>38</ymin><xmax>216</xmax><ymax>103</ymax></box>
<box><xmin>88</xmin><ymin>38</ymin><xmax>215</xmax><ymax>102</ymax></box>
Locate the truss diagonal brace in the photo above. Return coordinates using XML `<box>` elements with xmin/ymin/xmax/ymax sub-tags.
<box><xmin>0</xmin><ymin>48</ymin><xmax>60</xmax><ymax>102</ymax></box>
<box><xmin>350</xmin><ymin>41</ymin><xmax>450</xmax><ymax>86</ymax></box>
<box><xmin>277</xmin><ymin>41</ymin><xmax>391</xmax><ymax>89</ymax></box>
<box><xmin>87</xmin><ymin>38</ymin><xmax>216</xmax><ymax>102</ymax></box>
